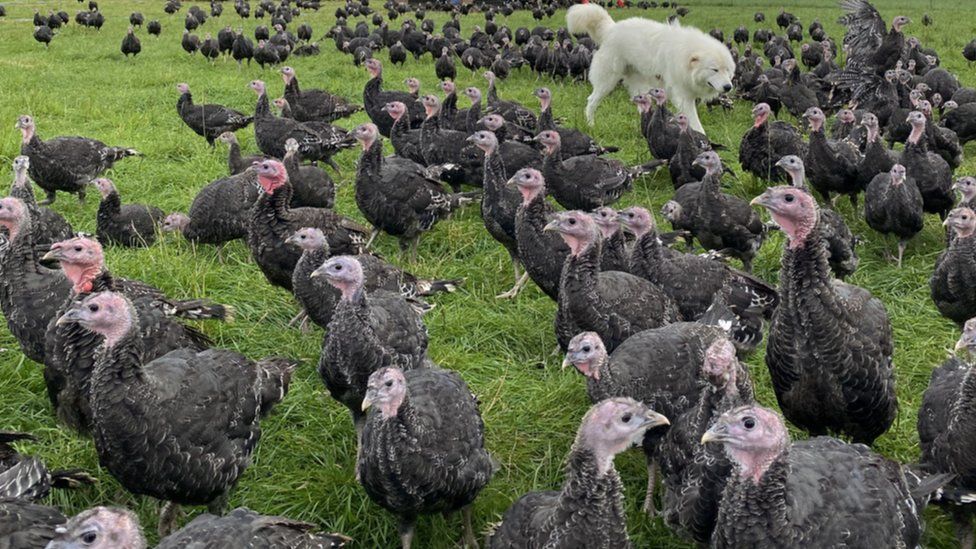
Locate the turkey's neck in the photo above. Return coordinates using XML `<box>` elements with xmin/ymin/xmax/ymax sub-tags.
<box><xmin>390</xmin><ymin>114</ymin><xmax>409</xmax><ymax>146</ymax></box>
<box><xmin>949</xmin><ymin>367</ymin><xmax>976</xmax><ymax>440</ymax></box>
<box><xmin>538</xmin><ymin>103</ymin><xmax>554</xmax><ymax>130</ymax></box>
<box><xmin>364</xmin><ymin>76</ymin><xmax>382</xmax><ymax>100</ymax></box>
<box><xmin>465</xmin><ymin>101</ymin><xmax>481</xmax><ymax>133</ymax></box>
<box><xmin>633</xmin><ymin>229</ymin><xmax>664</xmax><ymax>266</ymax></box>
<box><xmin>482</xmin><ymin>149</ymin><xmax>507</xmax><ymax>196</ymax></box>
<box><xmin>420</xmin><ymin>114</ymin><xmax>440</xmax><ymax>149</ymax></box>
<box><xmin>255</xmin><ymin>92</ymin><xmax>271</xmax><ymax>118</ymax></box>
<box><xmin>562</xmin><ymin>237</ymin><xmax>601</xmax><ymax>294</ymax></box>
<box><xmin>543</xmin><ymin>446</ymin><xmax>629</xmax><ymax>546</ymax></box>
<box><xmin>730</xmin><ymin>444</ymin><xmax>787</xmax><ymax>484</ymax></box>
<box><xmin>441</xmin><ymin>92</ymin><xmax>457</xmax><ymax>119</ymax></box>
<box><xmin>177</xmin><ymin>92</ymin><xmax>192</xmax><ymax>115</ymax></box>
<box><xmin>285</xmin><ymin>76</ymin><xmax>301</xmax><ymax>96</ymax></box>
<box><xmin>92</xmin><ymin>322</ymin><xmax>150</xmax><ymax>413</ymax></box>
<box><xmin>10</xmin><ymin>177</ymin><xmax>38</xmax><ymax>209</ymax></box>
<box><xmin>2</xmin><ymin>216</ymin><xmax>38</xmax><ymax>274</ymax></box>
<box><xmin>255</xmin><ymin>182</ymin><xmax>294</xmax><ymax>222</ymax></box>
<box><xmin>283</xmin><ymin>152</ymin><xmax>300</xmax><ymax>178</ymax></box>
<box><xmin>357</xmin><ymin>139</ymin><xmax>383</xmax><ymax>180</ymax></box>
<box><xmin>62</xmin><ymin>263</ymin><xmax>108</xmax><ymax>294</ymax></box>
<box><xmin>99</xmin><ymin>191</ymin><xmax>122</xmax><ymax>217</ymax></box>
<box><xmin>778</xmin><ymin>221</ymin><xmax>839</xmax><ymax>310</ymax></box>
<box><xmin>786</xmin><ymin>167</ymin><xmax>807</xmax><ymax>189</ymax></box>
<box><xmin>227</xmin><ymin>141</ymin><xmax>244</xmax><ymax>173</ymax></box>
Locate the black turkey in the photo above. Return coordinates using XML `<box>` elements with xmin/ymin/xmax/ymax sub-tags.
<box><xmin>359</xmin><ymin>366</ymin><xmax>494</xmax><ymax>549</ymax></box>
<box><xmin>864</xmin><ymin>164</ymin><xmax>924</xmax><ymax>267</ymax></box>
<box><xmin>8</xmin><ymin>156</ymin><xmax>73</xmax><ymax>250</ymax></box>
<box><xmin>93</xmin><ymin>178</ymin><xmax>164</xmax><ymax>248</ymax></box>
<box><xmin>738</xmin><ymin>103</ymin><xmax>807</xmax><ymax>182</ymax></box>
<box><xmin>549</xmin><ymin>210</ymin><xmax>680</xmax><ymax>352</ymax></box>
<box><xmin>16</xmin><ymin>115</ymin><xmax>139</xmax><ymax>205</ymax></box>
<box><xmin>590</xmin><ymin>207</ymin><xmax>629</xmax><ymax>274</ymax></box>
<box><xmin>280</xmin><ymin>65</ymin><xmax>361</xmax><ymax>123</ymax></box>
<box><xmin>753</xmin><ymin>186</ymin><xmax>896</xmax><ymax>444</ymax></box>
<box><xmin>904</xmin><ymin>110</ymin><xmax>953</xmax><ymax>219</ymax></box>
<box><xmin>703</xmin><ymin>404</ymin><xmax>939</xmax><ymax>548</ymax></box>
<box><xmin>157</xmin><ymin>507</ymin><xmax>352</xmax><ymax>548</ymax></box>
<box><xmin>363</xmin><ymin>58</ymin><xmax>425</xmax><ymax>137</ymax></box>
<box><xmin>162</xmin><ymin>169</ymin><xmax>260</xmax><ymax>246</ymax></box>
<box><xmin>282</xmin><ymin>138</ymin><xmax>335</xmax><ymax>210</ymax></box>
<box><xmin>488</xmin><ymin>398</ymin><xmax>669</xmax><ymax>548</ymax></box>
<box><xmin>249</xmin><ymin>80</ymin><xmax>348</xmax><ymax>163</ymax></box>
<box><xmin>215</xmin><ymin>132</ymin><xmax>268</xmax><ymax>175</ymax></box>
<box><xmin>931</xmin><ymin>207</ymin><xmax>976</xmax><ymax>325</ymax></box>
<box><xmin>509</xmin><ymin>168</ymin><xmax>567</xmax><ymax>301</ymax></box>
<box><xmin>314</xmin><ymin>255</ymin><xmax>430</xmax><ymax>434</ymax></box>
<box><xmin>803</xmin><ymin>107</ymin><xmax>863</xmax><ymax>206</ymax></box>
<box><xmin>58</xmin><ymin>291</ymin><xmax>295</xmax><ymax>536</ymax></box>
<box><xmin>175</xmin><ymin>83</ymin><xmax>253</xmax><ymax>147</ymax></box>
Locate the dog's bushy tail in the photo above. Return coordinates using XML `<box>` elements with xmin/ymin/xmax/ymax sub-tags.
<box><xmin>566</xmin><ymin>4</ymin><xmax>614</xmax><ymax>45</ymax></box>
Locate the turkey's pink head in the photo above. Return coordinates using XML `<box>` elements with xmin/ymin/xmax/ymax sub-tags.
<box><xmin>533</xmin><ymin>87</ymin><xmax>552</xmax><ymax>111</ymax></box>
<box><xmin>478</xmin><ymin>114</ymin><xmax>505</xmax><ymax>132</ymax></box>
<box><xmin>15</xmin><ymin>115</ymin><xmax>35</xmax><ymax>142</ymax></box>
<box><xmin>248</xmin><ymin>80</ymin><xmax>266</xmax><ymax>95</ymax></box>
<box><xmin>272</xmin><ymin>97</ymin><xmax>289</xmax><ymax>112</ymax></box>
<box><xmin>931</xmin><ymin>93</ymin><xmax>943</xmax><ymax>108</ymax></box>
<box><xmin>836</xmin><ymin>109</ymin><xmax>855</xmax><ymax>124</ymax></box>
<box><xmin>58</xmin><ymin>292</ymin><xmax>134</xmax><ymax>348</ymax></box>
<box><xmin>351</xmin><ymin>123</ymin><xmax>379</xmax><ymax>150</ymax></box>
<box><xmin>956</xmin><ymin>318</ymin><xmax>976</xmax><ymax>354</ymax></box>
<box><xmin>563</xmin><ymin>332</ymin><xmax>607</xmax><ymax>380</ymax></box>
<box><xmin>591</xmin><ymin>207</ymin><xmax>621</xmax><ymax>239</ymax></box>
<box><xmin>466</xmin><ymin>130</ymin><xmax>498</xmax><ymax>155</ymax></box>
<box><xmin>802</xmin><ymin>107</ymin><xmax>826</xmax><ymax>131</ymax></box>
<box><xmin>47</xmin><ymin>506</ymin><xmax>146</xmax><ymax>549</ymax></box>
<box><xmin>364</xmin><ymin>58</ymin><xmax>382</xmax><ymax>78</ymax></box>
<box><xmin>0</xmin><ymin>197</ymin><xmax>28</xmax><ymax>239</ymax></box>
<box><xmin>175</xmin><ymin>82</ymin><xmax>190</xmax><ymax>94</ymax></box>
<box><xmin>44</xmin><ymin>237</ymin><xmax>105</xmax><ymax>294</ymax></box>
<box><xmin>943</xmin><ymin>100</ymin><xmax>959</xmax><ymax>113</ymax></box>
<box><xmin>774</xmin><ymin>155</ymin><xmax>806</xmax><ymax>187</ymax></box>
<box><xmin>702</xmin><ymin>405</ymin><xmax>788</xmax><ymax>483</ymax></box>
<box><xmin>860</xmin><ymin>112</ymin><xmax>880</xmax><ymax>142</ymax></box>
<box><xmin>632</xmin><ymin>94</ymin><xmax>652</xmax><ymax>114</ymax></box>
<box><xmin>162</xmin><ymin>212</ymin><xmax>190</xmax><ymax>233</ymax></box>
<box><xmin>440</xmin><ymin>80</ymin><xmax>455</xmax><ymax>95</ymax></box>
<box><xmin>92</xmin><ymin>178</ymin><xmax>116</xmax><ymax>198</ymax></box>
<box><xmin>404</xmin><ymin>77</ymin><xmax>421</xmax><ymax>95</ymax></box>
<box><xmin>661</xmin><ymin>200</ymin><xmax>682</xmax><ymax>223</ymax></box>
<box><xmin>285</xmin><ymin>227</ymin><xmax>327</xmax><ymax>252</ymax></box>
<box><xmin>279</xmin><ymin>66</ymin><xmax>295</xmax><ymax>84</ymax></box>
<box><xmin>750</xmin><ymin>103</ymin><xmax>771</xmax><ymax>127</ymax></box>
<box><xmin>617</xmin><ymin>206</ymin><xmax>654</xmax><ymax>239</ymax></box>
<box><xmin>533</xmin><ymin>130</ymin><xmax>561</xmax><ymax>155</ymax></box>
<box><xmin>889</xmin><ymin>164</ymin><xmax>907</xmax><ymax>185</ymax></box>
<box><xmin>751</xmin><ymin>186</ymin><xmax>818</xmax><ymax>248</ymax></box>
<box><xmin>576</xmin><ymin>398</ymin><xmax>669</xmax><ymax>475</ymax></box>
<box><xmin>11</xmin><ymin>156</ymin><xmax>30</xmax><ymax>185</ymax></box>
<box><xmin>253</xmin><ymin>159</ymin><xmax>288</xmax><ymax>194</ymax></box>
<box><xmin>906</xmin><ymin>111</ymin><xmax>926</xmax><ymax>144</ymax></box>
<box><xmin>483</xmin><ymin>70</ymin><xmax>496</xmax><ymax>85</ymax></box>
<box><xmin>917</xmin><ymin>100</ymin><xmax>932</xmax><ymax>117</ymax></box>
<box><xmin>649</xmin><ymin>88</ymin><xmax>667</xmax><ymax>105</ymax></box>
<box><xmin>544</xmin><ymin>210</ymin><xmax>598</xmax><ymax>256</ymax></box>
<box><xmin>381</xmin><ymin>101</ymin><xmax>406</xmax><ymax>121</ymax></box>
<box><xmin>420</xmin><ymin>95</ymin><xmax>440</xmax><ymax>118</ymax></box>
<box><xmin>674</xmin><ymin>113</ymin><xmax>690</xmax><ymax>133</ymax></box>
<box><xmin>692</xmin><ymin>150</ymin><xmax>723</xmax><ymax>175</ymax></box>
<box><xmin>781</xmin><ymin>58</ymin><xmax>796</xmax><ymax>73</ymax></box>
<box><xmin>507</xmin><ymin>167</ymin><xmax>545</xmax><ymax>204</ymax></box>
<box><xmin>464</xmin><ymin>87</ymin><xmax>481</xmax><ymax>104</ymax></box>
<box><xmin>954</xmin><ymin>177</ymin><xmax>976</xmax><ymax>203</ymax></box>
<box><xmin>944</xmin><ymin>207</ymin><xmax>976</xmax><ymax>240</ymax></box>
<box><xmin>702</xmin><ymin>338</ymin><xmax>739</xmax><ymax>392</ymax></box>
<box><xmin>313</xmin><ymin>255</ymin><xmax>364</xmax><ymax>301</ymax></box>
<box><xmin>283</xmin><ymin>138</ymin><xmax>300</xmax><ymax>155</ymax></box>
<box><xmin>891</xmin><ymin>15</ymin><xmax>910</xmax><ymax>32</ymax></box>
<box><xmin>363</xmin><ymin>367</ymin><xmax>407</xmax><ymax>419</ymax></box>
<box><xmin>216</xmin><ymin>132</ymin><xmax>237</xmax><ymax>145</ymax></box>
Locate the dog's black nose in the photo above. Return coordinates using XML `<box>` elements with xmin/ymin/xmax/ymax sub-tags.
<box><xmin>722</xmin><ymin>83</ymin><xmax>733</xmax><ymax>92</ymax></box>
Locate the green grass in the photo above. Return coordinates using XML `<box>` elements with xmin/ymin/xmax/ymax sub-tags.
<box><xmin>0</xmin><ymin>0</ymin><xmax>974</xmax><ymax>547</ymax></box>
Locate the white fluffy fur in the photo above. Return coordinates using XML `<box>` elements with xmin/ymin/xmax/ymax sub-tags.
<box><xmin>567</xmin><ymin>4</ymin><xmax>735</xmax><ymax>134</ymax></box>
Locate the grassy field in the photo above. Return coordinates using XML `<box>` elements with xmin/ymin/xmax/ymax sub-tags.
<box><xmin>1</xmin><ymin>0</ymin><xmax>975</xmax><ymax>546</ymax></box>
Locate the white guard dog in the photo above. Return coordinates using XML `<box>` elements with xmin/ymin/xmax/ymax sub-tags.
<box><xmin>567</xmin><ymin>3</ymin><xmax>735</xmax><ymax>135</ymax></box>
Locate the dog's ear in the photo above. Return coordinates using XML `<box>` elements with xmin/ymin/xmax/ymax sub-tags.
<box><xmin>689</xmin><ymin>54</ymin><xmax>701</xmax><ymax>67</ymax></box>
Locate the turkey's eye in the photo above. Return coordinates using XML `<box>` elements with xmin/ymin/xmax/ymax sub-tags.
<box><xmin>581</xmin><ymin>346</ymin><xmax>590</xmax><ymax>353</ymax></box>
<box><xmin>784</xmin><ymin>194</ymin><xmax>795</xmax><ymax>203</ymax></box>
<box><xmin>75</xmin><ymin>247</ymin><xmax>82</xmax><ymax>252</ymax></box>
<box><xmin>82</xmin><ymin>531</ymin><xmax>97</xmax><ymax>544</ymax></box>
<box><xmin>743</xmin><ymin>417</ymin><xmax>756</xmax><ymax>429</ymax></box>
<box><xmin>88</xmin><ymin>304</ymin><xmax>99</xmax><ymax>312</ymax></box>
<box><xmin>335</xmin><ymin>265</ymin><xmax>343</xmax><ymax>271</ymax></box>
<box><xmin>568</xmin><ymin>218</ymin><xmax>576</xmax><ymax>225</ymax></box>
<box><xmin>621</xmin><ymin>413</ymin><xmax>632</xmax><ymax>423</ymax></box>
<box><xmin>385</xmin><ymin>380</ymin><xmax>393</xmax><ymax>387</ymax></box>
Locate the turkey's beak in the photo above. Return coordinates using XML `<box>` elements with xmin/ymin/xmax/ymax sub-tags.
<box><xmin>465</xmin><ymin>135</ymin><xmax>478</xmax><ymax>144</ymax></box>
<box><xmin>750</xmin><ymin>192</ymin><xmax>771</xmax><ymax>209</ymax></box>
<box><xmin>361</xmin><ymin>391</ymin><xmax>376</xmax><ymax>411</ymax></box>
<box><xmin>942</xmin><ymin>217</ymin><xmax>952</xmax><ymax>228</ymax></box>
<box><xmin>543</xmin><ymin>218</ymin><xmax>560</xmax><ymax>232</ymax></box>
<box><xmin>691</xmin><ymin>157</ymin><xmax>702</xmax><ymax>168</ymax></box>
<box><xmin>41</xmin><ymin>247</ymin><xmax>62</xmax><ymax>262</ymax></box>
<box><xmin>955</xmin><ymin>334</ymin><xmax>975</xmax><ymax>353</ymax></box>
<box><xmin>309</xmin><ymin>265</ymin><xmax>324</xmax><ymax>278</ymax></box>
<box><xmin>285</xmin><ymin>234</ymin><xmax>300</xmax><ymax>246</ymax></box>
<box><xmin>701</xmin><ymin>420</ymin><xmax>730</xmax><ymax>444</ymax></box>
<box><xmin>56</xmin><ymin>307</ymin><xmax>83</xmax><ymax>326</ymax></box>
<box><xmin>641</xmin><ymin>410</ymin><xmax>670</xmax><ymax>429</ymax></box>
<box><xmin>774</xmin><ymin>157</ymin><xmax>787</xmax><ymax>168</ymax></box>
<box><xmin>505</xmin><ymin>175</ymin><xmax>520</xmax><ymax>187</ymax></box>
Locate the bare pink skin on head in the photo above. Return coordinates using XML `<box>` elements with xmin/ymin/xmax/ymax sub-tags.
<box><xmin>891</xmin><ymin>15</ymin><xmax>910</xmax><ymax>32</ymax></box>
<box><xmin>280</xmin><ymin>66</ymin><xmax>295</xmax><ymax>84</ymax></box>
<box><xmin>0</xmin><ymin>197</ymin><xmax>27</xmax><ymax>241</ymax></box>
<box><xmin>365</xmin><ymin>58</ymin><xmax>382</xmax><ymax>79</ymax></box>
<box><xmin>946</xmin><ymin>207</ymin><xmax>976</xmax><ymax>239</ymax></box>
<box><xmin>774</xmin><ymin>155</ymin><xmax>806</xmax><ymax>187</ymax></box>
<box><xmin>693</xmin><ymin>150</ymin><xmax>723</xmax><ymax>176</ymax></box>
<box><xmin>383</xmin><ymin>101</ymin><xmax>406</xmax><ymax>121</ymax></box>
<box><xmin>466</xmin><ymin>130</ymin><xmax>497</xmax><ymax>155</ymax></box>
<box><xmin>907</xmin><ymin>111</ymin><xmax>926</xmax><ymax>145</ymax></box>
<box><xmin>534</xmin><ymin>87</ymin><xmax>552</xmax><ymax>112</ymax></box>
<box><xmin>545</xmin><ymin>210</ymin><xmax>598</xmax><ymax>256</ymax></box>
<box><xmin>283</xmin><ymin>138</ymin><xmax>300</xmax><ymax>156</ymax></box>
<box><xmin>49</xmin><ymin>506</ymin><xmax>147</xmax><ymax>549</ymax></box>
<box><xmin>674</xmin><ymin>113</ymin><xmax>690</xmax><ymax>134</ymax></box>
<box><xmin>591</xmin><ymin>207</ymin><xmax>621</xmax><ymax>239</ymax></box>
<box><xmin>617</xmin><ymin>206</ymin><xmax>654</xmax><ymax>239</ymax></box>
<box><xmin>12</xmin><ymin>156</ymin><xmax>30</xmax><ymax>187</ymax></box>
<box><xmin>861</xmin><ymin>113</ymin><xmax>880</xmax><ymax>143</ymax></box>
<box><xmin>272</xmin><ymin>97</ymin><xmax>289</xmax><ymax>112</ymax></box>
<box><xmin>889</xmin><ymin>164</ymin><xmax>907</xmax><ymax>185</ymax></box>
<box><xmin>803</xmin><ymin>107</ymin><xmax>826</xmax><ymax>132</ymax></box>
<box><xmin>363</xmin><ymin>367</ymin><xmax>407</xmax><ymax>419</ymax></box>
<box><xmin>837</xmin><ymin>109</ymin><xmax>855</xmax><ymax>124</ymax></box>
<box><xmin>248</xmin><ymin>79</ymin><xmax>266</xmax><ymax>96</ymax></box>
<box><xmin>751</xmin><ymin>103</ymin><xmax>771</xmax><ymax>128</ymax></box>
<box><xmin>421</xmin><ymin>95</ymin><xmax>440</xmax><ymax>118</ymax></box>
<box><xmin>479</xmin><ymin>114</ymin><xmax>505</xmax><ymax>132</ymax></box>
<box><xmin>15</xmin><ymin>115</ymin><xmax>35</xmax><ymax>144</ymax></box>
<box><xmin>534</xmin><ymin>130</ymin><xmax>561</xmax><ymax>156</ymax></box>
<box><xmin>954</xmin><ymin>177</ymin><xmax>976</xmax><ymax>203</ymax></box>
<box><xmin>217</xmin><ymin>132</ymin><xmax>238</xmax><ymax>145</ymax></box>
<box><xmin>405</xmin><ymin>77</ymin><xmax>421</xmax><ymax>95</ymax></box>
<box><xmin>253</xmin><ymin>159</ymin><xmax>288</xmax><ymax>195</ymax></box>
<box><xmin>176</xmin><ymin>82</ymin><xmax>190</xmax><ymax>94</ymax></box>
<box><xmin>440</xmin><ymin>80</ymin><xmax>455</xmax><ymax>95</ymax></box>
<box><xmin>285</xmin><ymin>227</ymin><xmax>326</xmax><ymax>251</ymax></box>
<box><xmin>702</xmin><ymin>405</ymin><xmax>789</xmax><ymax>483</ymax></box>
<box><xmin>956</xmin><ymin>318</ymin><xmax>976</xmax><ymax>352</ymax></box>
<box><xmin>649</xmin><ymin>88</ymin><xmax>667</xmax><ymax>106</ymax></box>
<box><xmin>46</xmin><ymin>236</ymin><xmax>106</xmax><ymax>294</ymax></box>
<box><xmin>352</xmin><ymin>123</ymin><xmax>379</xmax><ymax>151</ymax></box>
<box><xmin>483</xmin><ymin>70</ymin><xmax>497</xmax><ymax>87</ymax></box>
<box><xmin>702</xmin><ymin>338</ymin><xmax>739</xmax><ymax>395</ymax></box>
<box><xmin>315</xmin><ymin>255</ymin><xmax>364</xmax><ymax>301</ymax></box>
<box><xmin>162</xmin><ymin>212</ymin><xmax>190</xmax><ymax>234</ymax></box>
<box><xmin>61</xmin><ymin>292</ymin><xmax>134</xmax><ymax>348</ymax></box>
<box><xmin>563</xmin><ymin>331</ymin><xmax>607</xmax><ymax>380</ymax></box>
<box><xmin>92</xmin><ymin>178</ymin><xmax>116</xmax><ymax>198</ymax></box>
<box><xmin>507</xmin><ymin>168</ymin><xmax>545</xmax><ymax>204</ymax></box>
<box><xmin>575</xmin><ymin>397</ymin><xmax>669</xmax><ymax>475</ymax></box>
<box><xmin>632</xmin><ymin>94</ymin><xmax>652</xmax><ymax>114</ymax></box>
<box><xmin>751</xmin><ymin>186</ymin><xmax>819</xmax><ymax>249</ymax></box>
<box><xmin>464</xmin><ymin>87</ymin><xmax>482</xmax><ymax>105</ymax></box>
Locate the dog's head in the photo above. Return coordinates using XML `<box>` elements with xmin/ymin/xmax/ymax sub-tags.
<box><xmin>688</xmin><ymin>47</ymin><xmax>735</xmax><ymax>98</ymax></box>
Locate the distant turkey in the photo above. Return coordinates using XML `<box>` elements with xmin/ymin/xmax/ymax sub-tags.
<box><xmin>175</xmin><ymin>83</ymin><xmax>253</xmax><ymax>146</ymax></box>
<box><xmin>93</xmin><ymin>178</ymin><xmax>165</xmax><ymax>248</ymax></box>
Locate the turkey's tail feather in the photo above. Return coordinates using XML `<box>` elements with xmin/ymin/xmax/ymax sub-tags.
<box><xmin>49</xmin><ymin>469</ymin><xmax>98</xmax><ymax>490</ymax></box>
<box><xmin>413</xmin><ymin>277</ymin><xmax>463</xmax><ymax>296</ymax></box>
<box><xmin>256</xmin><ymin>357</ymin><xmax>299</xmax><ymax>417</ymax></box>
<box><xmin>159</xmin><ymin>299</ymin><xmax>235</xmax><ymax>322</ymax></box>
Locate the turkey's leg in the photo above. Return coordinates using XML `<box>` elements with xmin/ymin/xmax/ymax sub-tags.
<box><xmin>642</xmin><ymin>459</ymin><xmax>658</xmax><ymax>516</ymax></box>
<box><xmin>461</xmin><ymin>505</ymin><xmax>478</xmax><ymax>548</ymax></box>
<box><xmin>365</xmin><ymin>227</ymin><xmax>381</xmax><ymax>249</ymax></box>
<box><xmin>157</xmin><ymin>501</ymin><xmax>182</xmax><ymax>537</ymax></box>
<box><xmin>896</xmin><ymin>239</ymin><xmax>908</xmax><ymax>269</ymax></box>
<box><xmin>76</xmin><ymin>188</ymin><xmax>86</xmax><ymax>203</ymax></box>
<box><xmin>398</xmin><ymin>517</ymin><xmax>416</xmax><ymax>549</ymax></box>
<box><xmin>206</xmin><ymin>492</ymin><xmax>228</xmax><ymax>515</ymax></box>
<box><xmin>288</xmin><ymin>308</ymin><xmax>308</xmax><ymax>327</ymax></box>
<box><xmin>40</xmin><ymin>190</ymin><xmax>56</xmax><ymax>206</ymax></box>
<box><xmin>496</xmin><ymin>257</ymin><xmax>528</xmax><ymax>299</ymax></box>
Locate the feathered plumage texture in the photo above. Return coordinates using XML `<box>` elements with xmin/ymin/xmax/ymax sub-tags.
<box><xmin>175</xmin><ymin>84</ymin><xmax>253</xmax><ymax>146</ymax></box>
<box><xmin>931</xmin><ymin>208</ymin><xmax>976</xmax><ymax>325</ymax></box>
<box><xmin>362</xmin><ymin>59</ymin><xmax>425</xmax><ymax>137</ymax></box>
<box><xmin>282</xmin><ymin>66</ymin><xmax>362</xmax><ymax>123</ymax></box>
<box><xmin>94</xmin><ymin>179</ymin><xmax>165</xmax><ymax>248</ymax></box>
<box><xmin>158</xmin><ymin>507</ymin><xmax>351</xmax><ymax>548</ymax></box>
<box><xmin>163</xmin><ymin>169</ymin><xmax>260</xmax><ymax>245</ymax></box>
